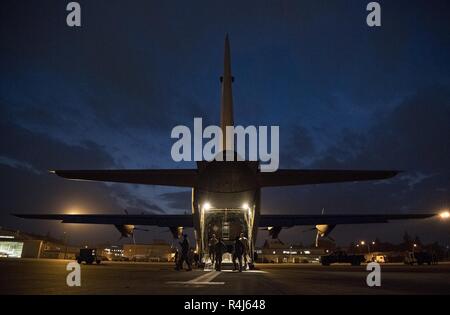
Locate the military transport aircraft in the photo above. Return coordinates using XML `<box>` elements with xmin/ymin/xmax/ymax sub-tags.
<box><xmin>15</xmin><ymin>35</ymin><xmax>436</xmax><ymax>267</ymax></box>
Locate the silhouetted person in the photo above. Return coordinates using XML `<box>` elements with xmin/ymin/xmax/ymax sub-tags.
<box><xmin>234</xmin><ymin>236</ymin><xmax>245</xmax><ymax>272</ymax></box>
<box><xmin>177</xmin><ymin>234</ymin><xmax>192</xmax><ymax>271</ymax></box>
<box><xmin>193</xmin><ymin>252</ymin><xmax>200</xmax><ymax>268</ymax></box>
<box><xmin>208</xmin><ymin>234</ymin><xmax>218</xmax><ymax>265</ymax></box>
<box><xmin>232</xmin><ymin>244</ymin><xmax>238</xmax><ymax>271</ymax></box>
<box><xmin>188</xmin><ymin>248</ymin><xmax>195</xmax><ymax>268</ymax></box>
<box><xmin>214</xmin><ymin>237</ymin><xmax>227</xmax><ymax>271</ymax></box>
<box><xmin>239</xmin><ymin>233</ymin><xmax>249</xmax><ymax>270</ymax></box>
<box><xmin>174</xmin><ymin>249</ymin><xmax>179</xmax><ymax>270</ymax></box>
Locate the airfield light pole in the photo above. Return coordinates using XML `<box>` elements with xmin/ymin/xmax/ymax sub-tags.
<box><xmin>360</xmin><ymin>241</ymin><xmax>371</xmax><ymax>254</ymax></box>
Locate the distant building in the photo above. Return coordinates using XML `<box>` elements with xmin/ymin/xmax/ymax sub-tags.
<box><xmin>0</xmin><ymin>227</ymin><xmax>78</xmax><ymax>259</ymax></box>
<box><xmin>101</xmin><ymin>245</ymin><xmax>125</xmax><ymax>261</ymax></box>
<box><xmin>255</xmin><ymin>239</ymin><xmax>325</xmax><ymax>263</ymax></box>
<box><xmin>123</xmin><ymin>240</ymin><xmax>174</xmax><ymax>262</ymax></box>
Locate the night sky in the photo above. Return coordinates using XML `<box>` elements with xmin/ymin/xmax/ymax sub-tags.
<box><xmin>1</xmin><ymin>0</ymin><xmax>449</xmax><ymax>247</ymax></box>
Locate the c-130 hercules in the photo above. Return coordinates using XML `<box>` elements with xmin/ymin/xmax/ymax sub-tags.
<box><xmin>15</xmin><ymin>35</ymin><xmax>436</xmax><ymax>268</ymax></box>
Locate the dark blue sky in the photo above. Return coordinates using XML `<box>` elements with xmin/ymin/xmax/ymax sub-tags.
<box><xmin>1</xmin><ymin>0</ymin><xmax>449</xmax><ymax>246</ymax></box>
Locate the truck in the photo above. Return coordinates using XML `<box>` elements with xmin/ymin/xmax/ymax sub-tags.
<box><xmin>320</xmin><ymin>250</ymin><xmax>366</xmax><ymax>266</ymax></box>
<box><xmin>404</xmin><ymin>251</ymin><xmax>436</xmax><ymax>265</ymax></box>
<box><xmin>76</xmin><ymin>248</ymin><xmax>102</xmax><ymax>264</ymax></box>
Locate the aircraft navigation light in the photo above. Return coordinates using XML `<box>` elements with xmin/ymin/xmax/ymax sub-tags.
<box><xmin>439</xmin><ymin>210</ymin><xmax>449</xmax><ymax>219</ymax></box>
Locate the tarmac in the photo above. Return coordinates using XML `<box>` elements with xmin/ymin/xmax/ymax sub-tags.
<box><xmin>0</xmin><ymin>258</ymin><xmax>449</xmax><ymax>294</ymax></box>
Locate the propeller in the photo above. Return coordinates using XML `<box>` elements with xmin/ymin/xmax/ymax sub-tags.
<box><xmin>301</xmin><ymin>208</ymin><xmax>336</xmax><ymax>247</ymax></box>
<box><xmin>315</xmin><ymin>208</ymin><xmax>325</xmax><ymax>247</ymax></box>
<box><xmin>116</xmin><ymin>209</ymin><xmax>151</xmax><ymax>244</ymax></box>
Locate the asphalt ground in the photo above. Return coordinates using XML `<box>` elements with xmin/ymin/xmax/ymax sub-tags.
<box><xmin>0</xmin><ymin>258</ymin><xmax>449</xmax><ymax>295</ymax></box>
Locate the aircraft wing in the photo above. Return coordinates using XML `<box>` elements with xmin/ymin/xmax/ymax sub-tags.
<box><xmin>258</xmin><ymin>213</ymin><xmax>436</xmax><ymax>227</ymax></box>
<box><xmin>258</xmin><ymin>169</ymin><xmax>400</xmax><ymax>187</ymax></box>
<box><xmin>51</xmin><ymin>169</ymin><xmax>198</xmax><ymax>187</ymax></box>
<box><xmin>14</xmin><ymin>214</ymin><xmax>194</xmax><ymax>227</ymax></box>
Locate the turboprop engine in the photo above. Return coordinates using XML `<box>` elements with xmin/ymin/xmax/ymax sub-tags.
<box><xmin>115</xmin><ymin>224</ymin><xmax>135</xmax><ymax>238</ymax></box>
<box><xmin>314</xmin><ymin>224</ymin><xmax>336</xmax><ymax>247</ymax></box>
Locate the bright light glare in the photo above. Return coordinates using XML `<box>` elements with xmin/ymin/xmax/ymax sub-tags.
<box><xmin>242</xmin><ymin>203</ymin><xmax>249</xmax><ymax>209</ymax></box>
<box><xmin>203</xmin><ymin>202</ymin><xmax>211</xmax><ymax>211</ymax></box>
<box><xmin>439</xmin><ymin>211</ymin><xmax>450</xmax><ymax>219</ymax></box>
<box><xmin>360</xmin><ymin>241</ymin><xmax>365</xmax><ymax>245</ymax></box>
<box><xmin>66</xmin><ymin>207</ymin><xmax>82</xmax><ymax>215</ymax></box>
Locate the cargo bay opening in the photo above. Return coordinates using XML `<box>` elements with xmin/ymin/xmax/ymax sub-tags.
<box><xmin>200</xmin><ymin>207</ymin><xmax>255</xmax><ymax>265</ymax></box>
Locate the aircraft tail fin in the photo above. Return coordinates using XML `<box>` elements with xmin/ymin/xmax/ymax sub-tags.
<box><xmin>220</xmin><ymin>34</ymin><xmax>234</xmax><ymax>149</ymax></box>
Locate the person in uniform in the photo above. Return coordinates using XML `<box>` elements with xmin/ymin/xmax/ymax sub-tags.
<box><xmin>214</xmin><ymin>237</ymin><xmax>227</xmax><ymax>271</ymax></box>
<box><xmin>239</xmin><ymin>233</ymin><xmax>249</xmax><ymax>270</ymax></box>
<box><xmin>174</xmin><ymin>248</ymin><xmax>179</xmax><ymax>270</ymax></box>
<box><xmin>208</xmin><ymin>234</ymin><xmax>218</xmax><ymax>266</ymax></box>
<box><xmin>233</xmin><ymin>236</ymin><xmax>245</xmax><ymax>272</ymax></box>
<box><xmin>177</xmin><ymin>234</ymin><xmax>192</xmax><ymax>271</ymax></box>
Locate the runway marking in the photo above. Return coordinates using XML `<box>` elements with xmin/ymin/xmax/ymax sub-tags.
<box><xmin>191</xmin><ymin>271</ymin><xmax>221</xmax><ymax>282</ymax></box>
<box><xmin>166</xmin><ymin>270</ymin><xmax>225</xmax><ymax>285</ymax></box>
<box><xmin>203</xmin><ymin>268</ymin><xmax>267</xmax><ymax>273</ymax></box>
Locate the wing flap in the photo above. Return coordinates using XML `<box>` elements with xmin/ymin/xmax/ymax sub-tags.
<box><xmin>259</xmin><ymin>213</ymin><xmax>435</xmax><ymax>227</ymax></box>
<box><xmin>14</xmin><ymin>214</ymin><xmax>194</xmax><ymax>227</ymax></box>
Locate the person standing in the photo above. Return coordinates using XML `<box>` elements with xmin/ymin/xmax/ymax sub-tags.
<box><xmin>239</xmin><ymin>233</ymin><xmax>249</xmax><ymax>270</ymax></box>
<box><xmin>234</xmin><ymin>236</ymin><xmax>245</xmax><ymax>272</ymax></box>
<box><xmin>177</xmin><ymin>234</ymin><xmax>192</xmax><ymax>271</ymax></box>
<box><xmin>174</xmin><ymin>248</ymin><xmax>179</xmax><ymax>270</ymax></box>
<box><xmin>214</xmin><ymin>237</ymin><xmax>227</xmax><ymax>271</ymax></box>
<box><xmin>208</xmin><ymin>234</ymin><xmax>218</xmax><ymax>266</ymax></box>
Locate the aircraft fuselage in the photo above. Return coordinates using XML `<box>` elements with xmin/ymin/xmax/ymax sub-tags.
<box><xmin>191</xmin><ymin>159</ymin><xmax>260</xmax><ymax>262</ymax></box>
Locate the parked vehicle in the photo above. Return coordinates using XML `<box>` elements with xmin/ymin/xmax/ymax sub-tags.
<box><xmin>76</xmin><ymin>248</ymin><xmax>102</xmax><ymax>264</ymax></box>
<box><xmin>131</xmin><ymin>254</ymin><xmax>148</xmax><ymax>262</ymax></box>
<box><xmin>404</xmin><ymin>251</ymin><xmax>436</xmax><ymax>265</ymax></box>
<box><xmin>371</xmin><ymin>255</ymin><xmax>386</xmax><ymax>263</ymax></box>
<box><xmin>320</xmin><ymin>250</ymin><xmax>365</xmax><ymax>266</ymax></box>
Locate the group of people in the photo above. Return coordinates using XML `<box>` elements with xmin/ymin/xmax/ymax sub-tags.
<box><xmin>208</xmin><ymin>233</ymin><xmax>249</xmax><ymax>272</ymax></box>
<box><xmin>174</xmin><ymin>233</ymin><xmax>250</xmax><ymax>272</ymax></box>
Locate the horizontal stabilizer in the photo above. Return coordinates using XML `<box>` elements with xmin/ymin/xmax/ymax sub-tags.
<box><xmin>51</xmin><ymin>169</ymin><xmax>198</xmax><ymax>187</ymax></box>
<box><xmin>258</xmin><ymin>169</ymin><xmax>400</xmax><ymax>187</ymax></box>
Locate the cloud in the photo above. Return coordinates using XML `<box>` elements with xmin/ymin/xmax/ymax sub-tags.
<box><xmin>279</xmin><ymin>124</ymin><xmax>317</xmax><ymax>168</ymax></box>
<box><xmin>158</xmin><ymin>191</ymin><xmax>192</xmax><ymax>211</ymax></box>
<box><xmin>263</xmin><ymin>85</ymin><xmax>450</xmax><ymax>244</ymax></box>
<box><xmin>1</xmin><ymin>0</ymin><xmax>449</xmax><ymax>246</ymax></box>
<box><xmin>0</xmin><ymin>120</ymin><xmax>115</xmax><ymax>171</ymax></box>
<box><xmin>109</xmin><ymin>184</ymin><xmax>164</xmax><ymax>214</ymax></box>
<box><xmin>343</xmin><ymin>86</ymin><xmax>450</xmax><ymax>171</ymax></box>
<box><xmin>0</xmin><ymin>118</ymin><xmax>167</xmax><ymax>242</ymax></box>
